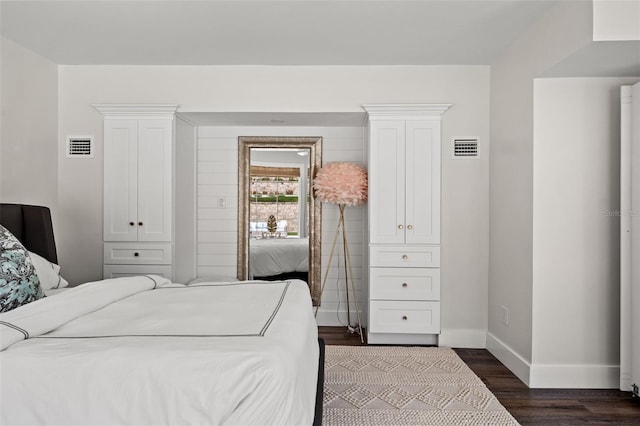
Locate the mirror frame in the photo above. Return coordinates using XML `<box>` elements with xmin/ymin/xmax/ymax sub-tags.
<box><xmin>237</xmin><ymin>136</ymin><xmax>323</xmax><ymax>305</ymax></box>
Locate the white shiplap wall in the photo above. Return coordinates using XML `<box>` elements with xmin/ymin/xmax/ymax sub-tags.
<box><xmin>197</xmin><ymin>125</ymin><xmax>366</xmax><ymax>326</ymax></box>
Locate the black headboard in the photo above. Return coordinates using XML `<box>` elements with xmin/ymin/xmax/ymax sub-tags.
<box><xmin>0</xmin><ymin>204</ymin><xmax>58</xmax><ymax>264</ymax></box>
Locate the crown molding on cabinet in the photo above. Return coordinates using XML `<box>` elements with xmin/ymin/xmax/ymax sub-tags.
<box><xmin>362</xmin><ymin>103</ymin><xmax>452</xmax><ymax>120</ymax></box>
<box><xmin>92</xmin><ymin>104</ymin><xmax>179</xmax><ymax>119</ymax></box>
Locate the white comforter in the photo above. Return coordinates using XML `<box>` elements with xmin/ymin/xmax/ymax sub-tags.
<box><xmin>250</xmin><ymin>238</ymin><xmax>309</xmax><ymax>277</ymax></box>
<box><xmin>0</xmin><ymin>276</ymin><xmax>319</xmax><ymax>426</ymax></box>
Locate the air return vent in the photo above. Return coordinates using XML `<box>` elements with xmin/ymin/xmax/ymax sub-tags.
<box><xmin>67</xmin><ymin>137</ymin><xmax>93</xmax><ymax>158</ymax></box>
<box><xmin>452</xmin><ymin>138</ymin><xmax>479</xmax><ymax>159</ymax></box>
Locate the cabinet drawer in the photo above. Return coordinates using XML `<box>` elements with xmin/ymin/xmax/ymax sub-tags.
<box><xmin>370</xmin><ymin>245</ymin><xmax>440</xmax><ymax>268</ymax></box>
<box><xmin>370</xmin><ymin>268</ymin><xmax>440</xmax><ymax>301</ymax></box>
<box><xmin>104</xmin><ymin>243</ymin><xmax>172</xmax><ymax>265</ymax></box>
<box><xmin>103</xmin><ymin>265</ymin><xmax>173</xmax><ymax>280</ymax></box>
<box><xmin>369</xmin><ymin>300</ymin><xmax>440</xmax><ymax>334</ymax></box>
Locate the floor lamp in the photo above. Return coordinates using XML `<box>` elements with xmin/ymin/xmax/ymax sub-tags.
<box><xmin>313</xmin><ymin>162</ymin><xmax>368</xmax><ymax>343</ymax></box>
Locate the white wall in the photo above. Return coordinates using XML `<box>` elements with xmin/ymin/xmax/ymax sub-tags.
<box><xmin>488</xmin><ymin>0</ymin><xmax>593</xmax><ymax>381</ymax></box>
<box><xmin>0</xmin><ymin>37</ymin><xmax>58</xmax><ymax>217</ymax></box>
<box><xmin>532</xmin><ymin>77</ymin><xmax>640</xmax><ymax>388</ymax></box>
<box><xmin>57</xmin><ymin>65</ymin><xmax>490</xmax><ymax>341</ymax></box>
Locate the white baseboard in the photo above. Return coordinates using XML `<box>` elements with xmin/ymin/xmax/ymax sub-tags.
<box><xmin>486</xmin><ymin>332</ymin><xmax>531</xmax><ymax>386</ymax></box>
<box><xmin>439</xmin><ymin>329</ymin><xmax>487</xmax><ymax>348</ymax></box>
<box><xmin>529</xmin><ymin>363</ymin><xmax>620</xmax><ymax>389</ymax></box>
<box><xmin>368</xmin><ymin>332</ymin><xmax>438</xmax><ymax>345</ymax></box>
<box><xmin>487</xmin><ymin>332</ymin><xmax>621</xmax><ymax>389</ymax></box>
<box><xmin>315</xmin><ymin>309</ymin><xmax>367</xmax><ymax>327</ymax></box>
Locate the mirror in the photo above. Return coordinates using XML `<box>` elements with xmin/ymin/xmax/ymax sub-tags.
<box><xmin>238</xmin><ymin>136</ymin><xmax>322</xmax><ymax>305</ymax></box>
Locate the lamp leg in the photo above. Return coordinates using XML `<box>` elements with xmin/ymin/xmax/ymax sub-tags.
<box><xmin>314</xmin><ymin>213</ymin><xmax>342</xmax><ymax>317</ymax></box>
<box><xmin>343</xmin><ymin>229</ymin><xmax>364</xmax><ymax>344</ymax></box>
<box><xmin>316</xmin><ymin>204</ymin><xmax>364</xmax><ymax>343</ymax></box>
<box><xmin>339</xmin><ymin>205</ymin><xmax>352</xmax><ymax>327</ymax></box>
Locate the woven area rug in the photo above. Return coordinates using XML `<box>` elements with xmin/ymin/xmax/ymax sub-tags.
<box><xmin>323</xmin><ymin>345</ymin><xmax>520</xmax><ymax>425</ymax></box>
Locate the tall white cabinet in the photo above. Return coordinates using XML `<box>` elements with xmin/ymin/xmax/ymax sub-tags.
<box><xmin>364</xmin><ymin>104</ymin><xmax>450</xmax><ymax>345</ymax></box>
<box><xmin>95</xmin><ymin>104</ymin><xmax>178</xmax><ymax>280</ymax></box>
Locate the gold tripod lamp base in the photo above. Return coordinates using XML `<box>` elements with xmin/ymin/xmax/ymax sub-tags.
<box><xmin>315</xmin><ymin>204</ymin><xmax>364</xmax><ymax>343</ymax></box>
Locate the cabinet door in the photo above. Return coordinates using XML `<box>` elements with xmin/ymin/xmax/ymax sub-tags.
<box><xmin>369</xmin><ymin>121</ymin><xmax>406</xmax><ymax>244</ymax></box>
<box><xmin>137</xmin><ymin>119</ymin><xmax>173</xmax><ymax>241</ymax></box>
<box><xmin>405</xmin><ymin>120</ymin><xmax>440</xmax><ymax>244</ymax></box>
<box><xmin>104</xmin><ymin>120</ymin><xmax>138</xmax><ymax>241</ymax></box>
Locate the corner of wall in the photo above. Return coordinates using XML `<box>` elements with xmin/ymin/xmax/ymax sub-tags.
<box><xmin>488</xmin><ymin>0</ymin><xmax>596</xmax><ymax>375</ymax></box>
<box><xmin>439</xmin><ymin>329</ymin><xmax>487</xmax><ymax>349</ymax></box>
<box><xmin>486</xmin><ymin>332</ymin><xmax>531</xmax><ymax>386</ymax></box>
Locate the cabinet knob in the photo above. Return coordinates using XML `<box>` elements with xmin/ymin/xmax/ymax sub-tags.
<box><xmin>134</xmin><ymin>252</ymin><xmax>139</xmax><ymax>257</ymax></box>
<box><xmin>138</xmin><ymin>222</ymin><xmax>143</xmax><ymax>226</ymax></box>
<box><xmin>398</xmin><ymin>224</ymin><xmax>404</xmax><ymax>230</ymax></box>
<box><xmin>402</xmin><ymin>255</ymin><xmax>408</xmax><ymax>260</ymax></box>
<box><xmin>129</xmin><ymin>222</ymin><xmax>135</xmax><ymax>226</ymax></box>
<box><xmin>402</xmin><ymin>282</ymin><xmax>408</xmax><ymax>288</ymax></box>
<box><xmin>407</xmin><ymin>225</ymin><xmax>413</xmax><ymax>230</ymax></box>
<box><xmin>402</xmin><ymin>315</ymin><xmax>408</xmax><ymax>321</ymax></box>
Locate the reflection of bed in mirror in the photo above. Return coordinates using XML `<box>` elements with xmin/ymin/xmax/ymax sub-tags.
<box><xmin>250</xmin><ymin>237</ymin><xmax>309</xmax><ymax>282</ymax></box>
<box><xmin>238</xmin><ymin>136</ymin><xmax>322</xmax><ymax>304</ymax></box>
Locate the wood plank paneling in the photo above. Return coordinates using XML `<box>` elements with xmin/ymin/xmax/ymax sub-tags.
<box><xmin>196</xmin><ymin>125</ymin><xmax>366</xmax><ymax>326</ymax></box>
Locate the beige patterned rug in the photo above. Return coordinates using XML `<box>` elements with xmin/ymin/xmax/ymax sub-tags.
<box><xmin>323</xmin><ymin>345</ymin><xmax>520</xmax><ymax>425</ymax></box>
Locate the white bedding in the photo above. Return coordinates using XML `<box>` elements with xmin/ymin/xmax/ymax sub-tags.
<box><xmin>0</xmin><ymin>275</ymin><xmax>319</xmax><ymax>426</ymax></box>
<box><xmin>43</xmin><ymin>287</ymin><xmax>70</xmax><ymax>297</ymax></box>
<box><xmin>250</xmin><ymin>237</ymin><xmax>308</xmax><ymax>277</ymax></box>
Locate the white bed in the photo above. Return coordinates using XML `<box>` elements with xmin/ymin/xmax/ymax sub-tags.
<box><xmin>0</xmin><ymin>275</ymin><xmax>319</xmax><ymax>426</ymax></box>
<box><xmin>250</xmin><ymin>237</ymin><xmax>309</xmax><ymax>278</ymax></box>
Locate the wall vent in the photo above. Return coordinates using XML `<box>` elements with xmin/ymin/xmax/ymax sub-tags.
<box><xmin>452</xmin><ymin>138</ymin><xmax>479</xmax><ymax>159</ymax></box>
<box><xmin>67</xmin><ymin>137</ymin><xmax>93</xmax><ymax>158</ymax></box>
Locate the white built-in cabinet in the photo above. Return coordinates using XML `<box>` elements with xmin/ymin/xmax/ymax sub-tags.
<box><xmin>94</xmin><ymin>104</ymin><xmax>178</xmax><ymax>280</ymax></box>
<box><xmin>364</xmin><ymin>104</ymin><xmax>450</xmax><ymax>345</ymax></box>
<box><xmin>103</xmin><ymin>119</ymin><xmax>172</xmax><ymax>242</ymax></box>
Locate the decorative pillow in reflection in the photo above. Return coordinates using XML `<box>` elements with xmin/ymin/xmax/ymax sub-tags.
<box><xmin>0</xmin><ymin>225</ymin><xmax>45</xmax><ymax>312</ymax></box>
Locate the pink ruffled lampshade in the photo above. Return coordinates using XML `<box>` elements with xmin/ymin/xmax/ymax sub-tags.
<box><xmin>313</xmin><ymin>162</ymin><xmax>368</xmax><ymax>206</ymax></box>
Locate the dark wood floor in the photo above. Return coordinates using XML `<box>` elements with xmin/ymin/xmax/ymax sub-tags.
<box><xmin>318</xmin><ymin>326</ymin><xmax>640</xmax><ymax>425</ymax></box>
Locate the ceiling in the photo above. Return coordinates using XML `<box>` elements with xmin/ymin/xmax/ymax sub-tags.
<box><xmin>0</xmin><ymin>0</ymin><xmax>555</xmax><ymax>66</ymax></box>
<box><xmin>3</xmin><ymin>1</ymin><xmax>636</xmax><ymax>127</ymax></box>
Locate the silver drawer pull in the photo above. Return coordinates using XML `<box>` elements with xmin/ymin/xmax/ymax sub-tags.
<box><xmin>407</xmin><ymin>225</ymin><xmax>413</xmax><ymax>230</ymax></box>
<box><xmin>398</xmin><ymin>224</ymin><xmax>404</xmax><ymax>229</ymax></box>
<box><xmin>402</xmin><ymin>283</ymin><xmax>408</xmax><ymax>288</ymax></box>
<box><xmin>402</xmin><ymin>255</ymin><xmax>408</xmax><ymax>260</ymax></box>
<box><xmin>402</xmin><ymin>315</ymin><xmax>408</xmax><ymax>321</ymax></box>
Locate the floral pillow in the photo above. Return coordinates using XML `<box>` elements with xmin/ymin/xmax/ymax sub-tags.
<box><xmin>0</xmin><ymin>225</ymin><xmax>45</xmax><ymax>312</ymax></box>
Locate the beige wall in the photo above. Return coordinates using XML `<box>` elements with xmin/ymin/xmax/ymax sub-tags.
<box><xmin>489</xmin><ymin>0</ymin><xmax>640</xmax><ymax>387</ymax></box>
<box><xmin>58</xmin><ymin>65</ymin><xmax>491</xmax><ymax>340</ymax></box>
<box><xmin>1</xmin><ymin>37</ymin><xmax>58</xmax><ymax>221</ymax></box>
<box><xmin>488</xmin><ymin>0</ymin><xmax>593</xmax><ymax>381</ymax></box>
<box><xmin>531</xmin><ymin>77</ymin><xmax>639</xmax><ymax>387</ymax></box>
